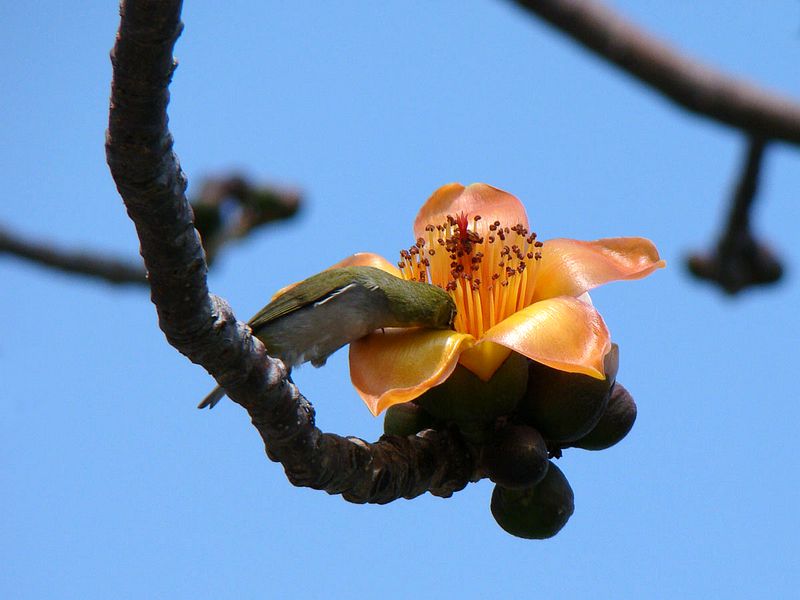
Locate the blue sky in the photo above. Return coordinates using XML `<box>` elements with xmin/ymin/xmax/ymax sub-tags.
<box><xmin>2</xmin><ymin>2</ymin><xmax>799</xmax><ymax>598</ymax></box>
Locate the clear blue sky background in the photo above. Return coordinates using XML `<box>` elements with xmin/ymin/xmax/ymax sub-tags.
<box><xmin>2</xmin><ymin>2</ymin><xmax>799</xmax><ymax>598</ymax></box>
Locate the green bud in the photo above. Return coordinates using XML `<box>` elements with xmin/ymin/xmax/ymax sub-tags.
<box><xmin>490</xmin><ymin>461</ymin><xmax>574</xmax><ymax>539</ymax></box>
<box><xmin>383</xmin><ymin>402</ymin><xmax>438</xmax><ymax>437</ymax></box>
<box><xmin>483</xmin><ymin>424</ymin><xmax>549</xmax><ymax>489</ymax></box>
<box><xmin>518</xmin><ymin>344</ymin><xmax>619</xmax><ymax>443</ymax></box>
<box><xmin>571</xmin><ymin>382</ymin><xmax>637</xmax><ymax>451</ymax></box>
<box><xmin>416</xmin><ymin>352</ymin><xmax>529</xmax><ymax>423</ymax></box>
<box><xmin>454</xmin><ymin>420</ymin><xmax>495</xmax><ymax>445</ymax></box>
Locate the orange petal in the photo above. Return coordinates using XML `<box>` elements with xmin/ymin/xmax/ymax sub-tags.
<box><xmin>271</xmin><ymin>253</ymin><xmax>400</xmax><ymax>300</ymax></box>
<box><xmin>481</xmin><ymin>296</ymin><xmax>611</xmax><ymax>379</ymax></box>
<box><xmin>413</xmin><ymin>183</ymin><xmax>529</xmax><ymax>239</ymax></box>
<box><xmin>325</xmin><ymin>252</ymin><xmax>401</xmax><ymax>277</ymax></box>
<box><xmin>349</xmin><ymin>328</ymin><xmax>475</xmax><ymax>415</ymax></box>
<box><xmin>532</xmin><ymin>237</ymin><xmax>665</xmax><ymax>301</ymax></box>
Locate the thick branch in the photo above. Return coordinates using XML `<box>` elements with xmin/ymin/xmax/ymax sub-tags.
<box><xmin>0</xmin><ymin>224</ymin><xmax>146</xmax><ymax>284</ymax></box>
<box><xmin>106</xmin><ymin>0</ymin><xmax>473</xmax><ymax>503</ymax></box>
<box><xmin>511</xmin><ymin>0</ymin><xmax>800</xmax><ymax>145</ymax></box>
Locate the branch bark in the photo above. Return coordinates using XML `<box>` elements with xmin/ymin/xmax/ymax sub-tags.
<box><xmin>511</xmin><ymin>0</ymin><xmax>800</xmax><ymax>145</ymax></box>
<box><xmin>106</xmin><ymin>0</ymin><xmax>474</xmax><ymax>503</ymax></box>
<box><xmin>0</xmin><ymin>224</ymin><xmax>146</xmax><ymax>284</ymax></box>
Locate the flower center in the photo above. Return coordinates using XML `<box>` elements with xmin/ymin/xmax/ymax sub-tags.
<box><xmin>398</xmin><ymin>212</ymin><xmax>543</xmax><ymax>338</ymax></box>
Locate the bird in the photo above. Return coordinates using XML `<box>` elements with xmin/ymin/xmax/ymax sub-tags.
<box><xmin>198</xmin><ymin>265</ymin><xmax>456</xmax><ymax>408</ymax></box>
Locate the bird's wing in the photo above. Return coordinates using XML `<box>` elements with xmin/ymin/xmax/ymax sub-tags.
<box><xmin>312</xmin><ymin>283</ymin><xmax>358</xmax><ymax>306</ymax></box>
<box><xmin>248</xmin><ymin>268</ymin><xmax>373</xmax><ymax>330</ymax></box>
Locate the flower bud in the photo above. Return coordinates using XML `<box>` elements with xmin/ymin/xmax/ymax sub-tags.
<box><xmin>570</xmin><ymin>382</ymin><xmax>637</xmax><ymax>450</ymax></box>
<box><xmin>416</xmin><ymin>352</ymin><xmax>528</xmax><ymax>423</ymax></box>
<box><xmin>383</xmin><ymin>402</ymin><xmax>438</xmax><ymax>437</ymax></box>
<box><xmin>482</xmin><ymin>423</ymin><xmax>549</xmax><ymax>489</ymax></box>
<box><xmin>518</xmin><ymin>344</ymin><xmax>618</xmax><ymax>443</ymax></box>
<box><xmin>490</xmin><ymin>461</ymin><xmax>574</xmax><ymax>539</ymax></box>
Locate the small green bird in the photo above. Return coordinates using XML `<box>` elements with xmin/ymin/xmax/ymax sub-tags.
<box><xmin>198</xmin><ymin>265</ymin><xmax>456</xmax><ymax>409</ymax></box>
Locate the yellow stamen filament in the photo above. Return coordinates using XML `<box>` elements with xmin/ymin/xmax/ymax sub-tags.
<box><xmin>517</xmin><ymin>271</ymin><xmax>528</xmax><ymax>313</ymax></box>
<box><xmin>472</xmin><ymin>286</ymin><xmax>485</xmax><ymax>339</ymax></box>
<box><xmin>488</xmin><ymin>284</ymin><xmax>498</xmax><ymax>328</ymax></box>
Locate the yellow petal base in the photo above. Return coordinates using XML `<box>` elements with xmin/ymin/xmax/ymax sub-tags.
<box><xmin>457</xmin><ymin>342</ymin><xmax>512</xmax><ymax>382</ymax></box>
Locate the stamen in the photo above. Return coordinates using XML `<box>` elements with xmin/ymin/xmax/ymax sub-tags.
<box><xmin>497</xmin><ymin>278</ymin><xmax>509</xmax><ymax>324</ymax></box>
<box><xmin>472</xmin><ymin>285</ymin><xmax>485</xmax><ymax>338</ymax></box>
<box><xmin>516</xmin><ymin>265</ymin><xmax>528</xmax><ymax>312</ymax></box>
<box><xmin>397</xmin><ymin>213</ymin><xmax>541</xmax><ymax>337</ymax></box>
<box><xmin>507</xmin><ymin>273</ymin><xmax>522</xmax><ymax>315</ymax></box>
<box><xmin>488</xmin><ymin>286</ymin><xmax>497</xmax><ymax>329</ymax></box>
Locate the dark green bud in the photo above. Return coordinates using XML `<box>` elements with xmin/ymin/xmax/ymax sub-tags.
<box><xmin>416</xmin><ymin>352</ymin><xmax>528</xmax><ymax>423</ymax></box>
<box><xmin>454</xmin><ymin>420</ymin><xmax>495</xmax><ymax>445</ymax></box>
<box><xmin>518</xmin><ymin>344</ymin><xmax>619</xmax><ymax>443</ymax></box>
<box><xmin>383</xmin><ymin>402</ymin><xmax>438</xmax><ymax>437</ymax></box>
<box><xmin>490</xmin><ymin>461</ymin><xmax>574</xmax><ymax>539</ymax></box>
<box><xmin>483</xmin><ymin>424</ymin><xmax>549</xmax><ymax>489</ymax></box>
<box><xmin>571</xmin><ymin>382</ymin><xmax>637</xmax><ymax>451</ymax></box>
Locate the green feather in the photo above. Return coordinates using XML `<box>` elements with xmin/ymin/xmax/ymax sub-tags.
<box><xmin>249</xmin><ymin>265</ymin><xmax>454</xmax><ymax>333</ymax></box>
<box><xmin>249</xmin><ymin>267</ymin><xmax>380</xmax><ymax>329</ymax></box>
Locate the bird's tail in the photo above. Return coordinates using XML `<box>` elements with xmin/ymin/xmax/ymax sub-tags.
<box><xmin>197</xmin><ymin>385</ymin><xmax>226</xmax><ymax>409</ymax></box>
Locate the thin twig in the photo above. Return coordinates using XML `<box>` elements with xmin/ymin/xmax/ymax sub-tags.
<box><xmin>193</xmin><ymin>175</ymin><xmax>301</xmax><ymax>265</ymax></box>
<box><xmin>105</xmin><ymin>0</ymin><xmax>474</xmax><ymax>503</ymax></box>
<box><xmin>510</xmin><ymin>0</ymin><xmax>800</xmax><ymax>145</ymax></box>
<box><xmin>0</xmin><ymin>224</ymin><xmax>146</xmax><ymax>285</ymax></box>
<box><xmin>722</xmin><ymin>138</ymin><xmax>767</xmax><ymax>240</ymax></box>
<box><xmin>687</xmin><ymin>137</ymin><xmax>783</xmax><ymax>293</ymax></box>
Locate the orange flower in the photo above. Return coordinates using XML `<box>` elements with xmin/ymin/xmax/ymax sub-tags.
<box><xmin>337</xmin><ymin>183</ymin><xmax>664</xmax><ymax>415</ymax></box>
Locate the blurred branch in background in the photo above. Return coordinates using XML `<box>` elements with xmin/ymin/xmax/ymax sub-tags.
<box><xmin>105</xmin><ymin>0</ymin><xmax>474</xmax><ymax>504</ymax></box>
<box><xmin>510</xmin><ymin>0</ymin><xmax>800</xmax><ymax>144</ymax></box>
<box><xmin>687</xmin><ymin>138</ymin><xmax>783</xmax><ymax>294</ymax></box>
<box><xmin>192</xmin><ymin>175</ymin><xmax>300</xmax><ymax>266</ymax></box>
<box><xmin>0</xmin><ymin>223</ymin><xmax>146</xmax><ymax>285</ymax></box>
<box><xmin>510</xmin><ymin>0</ymin><xmax>796</xmax><ymax>293</ymax></box>
<box><xmin>0</xmin><ymin>175</ymin><xmax>301</xmax><ymax>286</ymax></box>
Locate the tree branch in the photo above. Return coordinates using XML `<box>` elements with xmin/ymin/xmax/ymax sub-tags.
<box><xmin>193</xmin><ymin>175</ymin><xmax>301</xmax><ymax>265</ymax></box>
<box><xmin>105</xmin><ymin>0</ymin><xmax>474</xmax><ymax>503</ymax></box>
<box><xmin>510</xmin><ymin>0</ymin><xmax>800</xmax><ymax>145</ymax></box>
<box><xmin>0</xmin><ymin>176</ymin><xmax>300</xmax><ymax>287</ymax></box>
<box><xmin>0</xmin><ymin>224</ymin><xmax>146</xmax><ymax>285</ymax></box>
<box><xmin>687</xmin><ymin>137</ymin><xmax>783</xmax><ymax>294</ymax></box>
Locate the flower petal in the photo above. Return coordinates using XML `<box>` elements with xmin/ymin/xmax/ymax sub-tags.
<box><xmin>270</xmin><ymin>253</ymin><xmax>400</xmax><ymax>300</ymax></box>
<box><xmin>532</xmin><ymin>237</ymin><xmax>665</xmax><ymax>301</ymax></box>
<box><xmin>349</xmin><ymin>328</ymin><xmax>475</xmax><ymax>415</ymax></box>
<box><xmin>413</xmin><ymin>183</ymin><xmax>529</xmax><ymax>239</ymax></box>
<box><xmin>481</xmin><ymin>296</ymin><xmax>611</xmax><ymax>379</ymax></box>
<box><xmin>325</xmin><ymin>252</ymin><xmax>402</xmax><ymax>277</ymax></box>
